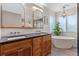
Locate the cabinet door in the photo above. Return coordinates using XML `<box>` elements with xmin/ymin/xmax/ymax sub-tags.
<box><xmin>33</xmin><ymin>37</ymin><xmax>42</xmax><ymax>56</ymax></box>
<box><xmin>33</xmin><ymin>37</ymin><xmax>41</xmax><ymax>50</ymax></box>
<box><xmin>42</xmin><ymin>35</ymin><xmax>51</xmax><ymax>56</ymax></box>
<box><xmin>42</xmin><ymin>41</ymin><xmax>48</xmax><ymax>56</ymax></box>
<box><xmin>18</xmin><ymin>39</ymin><xmax>32</xmax><ymax>56</ymax></box>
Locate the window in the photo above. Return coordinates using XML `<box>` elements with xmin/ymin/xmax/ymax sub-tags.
<box><xmin>49</xmin><ymin>16</ymin><xmax>55</xmax><ymax>33</ymax></box>
<box><xmin>58</xmin><ymin>15</ymin><xmax>77</xmax><ymax>32</ymax></box>
<box><xmin>58</xmin><ymin>16</ymin><xmax>66</xmax><ymax>32</ymax></box>
<box><xmin>67</xmin><ymin>15</ymin><xmax>77</xmax><ymax>32</ymax></box>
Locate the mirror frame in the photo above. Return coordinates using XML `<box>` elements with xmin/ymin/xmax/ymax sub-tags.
<box><xmin>33</xmin><ymin>6</ymin><xmax>44</xmax><ymax>29</ymax></box>
<box><xmin>1</xmin><ymin>3</ymin><xmax>26</xmax><ymax>28</ymax></box>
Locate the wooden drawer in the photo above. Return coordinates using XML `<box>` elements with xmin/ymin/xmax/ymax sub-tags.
<box><xmin>1</xmin><ymin>39</ymin><xmax>32</xmax><ymax>52</ymax></box>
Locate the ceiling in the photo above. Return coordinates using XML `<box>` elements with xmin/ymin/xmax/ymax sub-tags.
<box><xmin>44</xmin><ymin>3</ymin><xmax>77</xmax><ymax>12</ymax></box>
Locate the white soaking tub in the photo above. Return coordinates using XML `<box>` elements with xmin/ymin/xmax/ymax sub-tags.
<box><xmin>52</xmin><ymin>36</ymin><xmax>76</xmax><ymax>49</ymax></box>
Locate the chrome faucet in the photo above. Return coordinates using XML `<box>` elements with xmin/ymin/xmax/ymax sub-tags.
<box><xmin>9</xmin><ymin>32</ymin><xmax>20</xmax><ymax>35</ymax></box>
<box><xmin>17</xmin><ymin>32</ymin><xmax>20</xmax><ymax>34</ymax></box>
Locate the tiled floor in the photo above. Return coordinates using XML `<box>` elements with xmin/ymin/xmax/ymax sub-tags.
<box><xmin>48</xmin><ymin>47</ymin><xmax>77</xmax><ymax>56</ymax></box>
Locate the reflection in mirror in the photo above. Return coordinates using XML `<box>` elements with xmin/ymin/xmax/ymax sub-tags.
<box><xmin>33</xmin><ymin>6</ymin><xmax>44</xmax><ymax>28</ymax></box>
<box><xmin>23</xmin><ymin>3</ymin><xmax>33</xmax><ymax>28</ymax></box>
<box><xmin>2</xmin><ymin>3</ymin><xmax>25</xmax><ymax>28</ymax></box>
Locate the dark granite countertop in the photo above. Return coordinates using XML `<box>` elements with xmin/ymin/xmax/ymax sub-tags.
<box><xmin>0</xmin><ymin>32</ymin><xmax>51</xmax><ymax>44</ymax></box>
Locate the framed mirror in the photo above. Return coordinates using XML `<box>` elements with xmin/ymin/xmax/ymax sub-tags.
<box><xmin>1</xmin><ymin>3</ymin><xmax>25</xmax><ymax>28</ymax></box>
<box><xmin>33</xmin><ymin>6</ymin><xmax>44</xmax><ymax>28</ymax></box>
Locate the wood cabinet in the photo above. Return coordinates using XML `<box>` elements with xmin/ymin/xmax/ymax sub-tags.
<box><xmin>0</xmin><ymin>39</ymin><xmax>32</xmax><ymax>56</ymax></box>
<box><xmin>32</xmin><ymin>35</ymin><xmax>51</xmax><ymax>56</ymax></box>
<box><xmin>42</xmin><ymin>35</ymin><xmax>51</xmax><ymax>56</ymax></box>
<box><xmin>32</xmin><ymin>37</ymin><xmax>42</xmax><ymax>56</ymax></box>
<box><xmin>0</xmin><ymin>34</ymin><xmax>51</xmax><ymax>56</ymax></box>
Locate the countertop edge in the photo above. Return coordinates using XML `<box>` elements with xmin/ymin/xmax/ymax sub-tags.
<box><xmin>0</xmin><ymin>34</ymin><xmax>51</xmax><ymax>44</ymax></box>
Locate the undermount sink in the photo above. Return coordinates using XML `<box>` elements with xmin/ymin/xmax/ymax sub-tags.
<box><xmin>8</xmin><ymin>36</ymin><xmax>26</xmax><ymax>40</ymax></box>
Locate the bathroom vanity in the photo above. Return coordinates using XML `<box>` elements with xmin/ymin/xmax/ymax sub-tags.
<box><xmin>0</xmin><ymin>3</ymin><xmax>51</xmax><ymax>56</ymax></box>
<box><xmin>0</xmin><ymin>33</ymin><xmax>51</xmax><ymax>56</ymax></box>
